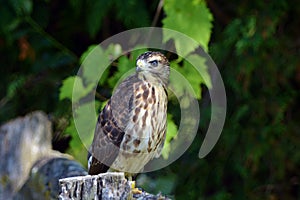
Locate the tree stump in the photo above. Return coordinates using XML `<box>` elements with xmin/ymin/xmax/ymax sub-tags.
<box><xmin>59</xmin><ymin>172</ymin><xmax>131</xmax><ymax>200</ymax></box>
<box><xmin>0</xmin><ymin>111</ymin><xmax>171</xmax><ymax>200</ymax></box>
<box><xmin>59</xmin><ymin>172</ymin><xmax>170</xmax><ymax>200</ymax></box>
<box><xmin>0</xmin><ymin>111</ymin><xmax>87</xmax><ymax>199</ymax></box>
<box><xmin>0</xmin><ymin>111</ymin><xmax>53</xmax><ymax>199</ymax></box>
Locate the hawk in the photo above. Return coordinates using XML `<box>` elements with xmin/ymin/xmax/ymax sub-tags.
<box><xmin>88</xmin><ymin>51</ymin><xmax>170</xmax><ymax>178</ymax></box>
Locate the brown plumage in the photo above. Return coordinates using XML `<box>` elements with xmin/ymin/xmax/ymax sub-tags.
<box><xmin>88</xmin><ymin>51</ymin><xmax>170</xmax><ymax>176</ymax></box>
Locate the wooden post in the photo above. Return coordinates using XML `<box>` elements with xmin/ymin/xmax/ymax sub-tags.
<box><xmin>59</xmin><ymin>172</ymin><xmax>171</xmax><ymax>200</ymax></box>
<box><xmin>59</xmin><ymin>172</ymin><xmax>131</xmax><ymax>200</ymax></box>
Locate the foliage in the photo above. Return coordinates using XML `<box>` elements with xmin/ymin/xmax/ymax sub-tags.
<box><xmin>171</xmin><ymin>0</ymin><xmax>300</xmax><ymax>199</ymax></box>
<box><xmin>163</xmin><ymin>0</ymin><xmax>213</xmax><ymax>54</ymax></box>
<box><xmin>0</xmin><ymin>0</ymin><xmax>299</xmax><ymax>199</ymax></box>
<box><xmin>58</xmin><ymin>0</ymin><xmax>213</xmax><ymax>165</ymax></box>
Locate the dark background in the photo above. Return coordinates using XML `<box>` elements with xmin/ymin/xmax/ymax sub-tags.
<box><xmin>0</xmin><ymin>0</ymin><xmax>299</xmax><ymax>199</ymax></box>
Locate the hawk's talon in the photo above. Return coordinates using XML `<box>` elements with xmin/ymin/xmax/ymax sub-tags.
<box><xmin>129</xmin><ymin>180</ymin><xmax>143</xmax><ymax>194</ymax></box>
<box><xmin>132</xmin><ymin>187</ymin><xmax>143</xmax><ymax>194</ymax></box>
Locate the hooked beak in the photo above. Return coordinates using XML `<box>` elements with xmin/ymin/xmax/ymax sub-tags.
<box><xmin>136</xmin><ymin>59</ymin><xmax>144</xmax><ymax>72</ymax></box>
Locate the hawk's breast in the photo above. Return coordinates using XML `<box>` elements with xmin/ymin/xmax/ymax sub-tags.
<box><xmin>111</xmin><ymin>80</ymin><xmax>167</xmax><ymax>173</ymax></box>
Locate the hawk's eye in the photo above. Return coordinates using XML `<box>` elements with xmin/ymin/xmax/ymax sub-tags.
<box><xmin>149</xmin><ymin>60</ymin><xmax>158</xmax><ymax>67</ymax></box>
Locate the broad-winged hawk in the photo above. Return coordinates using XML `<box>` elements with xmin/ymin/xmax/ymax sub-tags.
<box><xmin>88</xmin><ymin>51</ymin><xmax>170</xmax><ymax>178</ymax></box>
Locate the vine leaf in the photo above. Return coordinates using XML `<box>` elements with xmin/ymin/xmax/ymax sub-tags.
<box><xmin>170</xmin><ymin>54</ymin><xmax>212</xmax><ymax>99</ymax></box>
<box><xmin>162</xmin><ymin>0</ymin><xmax>213</xmax><ymax>56</ymax></box>
<box><xmin>59</xmin><ymin>76</ymin><xmax>94</xmax><ymax>102</ymax></box>
<box><xmin>162</xmin><ymin>115</ymin><xmax>178</xmax><ymax>159</ymax></box>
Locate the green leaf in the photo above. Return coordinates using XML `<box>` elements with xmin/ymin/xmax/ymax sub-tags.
<box><xmin>162</xmin><ymin>115</ymin><xmax>178</xmax><ymax>159</ymax></box>
<box><xmin>59</xmin><ymin>76</ymin><xmax>94</xmax><ymax>102</ymax></box>
<box><xmin>79</xmin><ymin>45</ymin><xmax>97</xmax><ymax>64</ymax></box>
<box><xmin>80</xmin><ymin>45</ymin><xmax>106</xmax><ymax>84</ymax></box>
<box><xmin>59</xmin><ymin>76</ymin><xmax>77</xmax><ymax>101</ymax></box>
<box><xmin>66</xmin><ymin>101</ymin><xmax>102</xmax><ymax>166</ymax></box>
<box><xmin>114</xmin><ymin>0</ymin><xmax>150</xmax><ymax>28</ymax></box>
<box><xmin>6</xmin><ymin>76</ymin><xmax>26</xmax><ymax>99</ymax></box>
<box><xmin>163</xmin><ymin>0</ymin><xmax>213</xmax><ymax>55</ymax></box>
<box><xmin>108</xmin><ymin>49</ymin><xmax>147</xmax><ymax>88</ymax></box>
<box><xmin>108</xmin><ymin>55</ymin><xmax>132</xmax><ymax>87</ymax></box>
<box><xmin>85</xmin><ymin>0</ymin><xmax>112</xmax><ymax>38</ymax></box>
<box><xmin>10</xmin><ymin>0</ymin><xmax>33</xmax><ymax>15</ymax></box>
<box><xmin>73</xmin><ymin>102</ymin><xmax>100</xmax><ymax>146</ymax></box>
<box><xmin>65</xmin><ymin>118</ymin><xmax>88</xmax><ymax>167</ymax></box>
<box><xmin>81</xmin><ymin>44</ymin><xmax>122</xmax><ymax>85</ymax></box>
<box><xmin>170</xmin><ymin>54</ymin><xmax>211</xmax><ymax>99</ymax></box>
<box><xmin>0</xmin><ymin>6</ymin><xmax>20</xmax><ymax>35</ymax></box>
<box><xmin>185</xmin><ymin>53</ymin><xmax>212</xmax><ymax>89</ymax></box>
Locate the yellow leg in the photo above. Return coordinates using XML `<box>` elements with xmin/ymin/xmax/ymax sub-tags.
<box><xmin>127</xmin><ymin>174</ymin><xmax>142</xmax><ymax>194</ymax></box>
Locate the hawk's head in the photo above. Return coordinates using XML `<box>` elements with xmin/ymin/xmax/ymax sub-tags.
<box><xmin>136</xmin><ymin>51</ymin><xmax>170</xmax><ymax>85</ymax></box>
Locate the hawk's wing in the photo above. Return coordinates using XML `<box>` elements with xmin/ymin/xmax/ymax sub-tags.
<box><xmin>88</xmin><ymin>74</ymin><xmax>141</xmax><ymax>175</ymax></box>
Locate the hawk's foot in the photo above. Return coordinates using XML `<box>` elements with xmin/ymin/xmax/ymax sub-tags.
<box><xmin>129</xmin><ymin>181</ymin><xmax>143</xmax><ymax>194</ymax></box>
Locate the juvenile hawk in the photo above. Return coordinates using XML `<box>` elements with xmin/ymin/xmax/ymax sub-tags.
<box><xmin>88</xmin><ymin>51</ymin><xmax>170</xmax><ymax>177</ymax></box>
